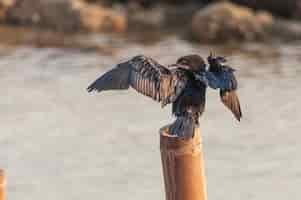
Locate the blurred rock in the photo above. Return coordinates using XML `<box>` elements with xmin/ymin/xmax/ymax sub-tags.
<box><xmin>127</xmin><ymin>5</ymin><xmax>165</xmax><ymax>29</ymax></box>
<box><xmin>267</xmin><ymin>19</ymin><xmax>301</xmax><ymax>41</ymax></box>
<box><xmin>74</xmin><ymin>0</ymin><xmax>127</xmax><ymax>32</ymax></box>
<box><xmin>229</xmin><ymin>0</ymin><xmax>297</xmax><ymax>18</ymax></box>
<box><xmin>85</xmin><ymin>0</ymin><xmax>203</xmax><ymax>7</ymax></box>
<box><xmin>7</xmin><ymin>0</ymin><xmax>80</xmax><ymax>32</ymax></box>
<box><xmin>191</xmin><ymin>2</ymin><xmax>274</xmax><ymax>42</ymax></box>
<box><xmin>295</xmin><ymin>0</ymin><xmax>301</xmax><ymax>18</ymax></box>
<box><xmin>2</xmin><ymin>0</ymin><xmax>301</xmax><ymax>42</ymax></box>
<box><xmin>127</xmin><ymin>3</ymin><xmax>202</xmax><ymax>31</ymax></box>
<box><xmin>5</xmin><ymin>0</ymin><xmax>127</xmax><ymax>33</ymax></box>
<box><xmin>164</xmin><ymin>3</ymin><xmax>202</xmax><ymax>28</ymax></box>
<box><xmin>0</xmin><ymin>0</ymin><xmax>14</xmax><ymax>21</ymax></box>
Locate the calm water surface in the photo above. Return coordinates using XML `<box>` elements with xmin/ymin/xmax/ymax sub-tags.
<box><xmin>0</xmin><ymin>35</ymin><xmax>301</xmax><ymax>200</ymax></box>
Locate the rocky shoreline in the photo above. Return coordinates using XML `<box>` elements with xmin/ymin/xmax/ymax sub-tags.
<box><xmin>0</xmin><ymin>0</ymin><xmax>301</xmax><ymax>43</ymax></box>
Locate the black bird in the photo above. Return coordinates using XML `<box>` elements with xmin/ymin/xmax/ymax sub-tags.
<box><xmin>207</xmin><ymin>53</ymin><xmax>242</xmax><ymax>121</ymax></box>
<box><xmin>87</xmin><ymin>54</ymin><xmax>212</xmax><ymax>139</ymax></box>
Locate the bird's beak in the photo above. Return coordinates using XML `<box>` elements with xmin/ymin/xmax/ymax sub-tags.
<box><xmin>172</xmin><ymin>63</ymin><xmax>190</xmax><ymax>71</ymax></box>
<box><xmin>178</xmin><ymin>65</ymin><xmax>191</xmax><ymax>71</ymax></box>
<box><xmin>169</xmin><ymin>64</ymin><xmax>180</xmax><ymax>70</ymax></box>
<box><xmin>217</xmin><ymin>56</ymin><xmax>227</xmax><ymax>63</ymax></box>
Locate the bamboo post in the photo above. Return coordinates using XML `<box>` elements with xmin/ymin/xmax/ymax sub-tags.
<box><xmin>0</xmin><ymin>170</ymin><xmax>5</xmax><ymax>200</ymax></box>
<box><xmin>160</xmin><ymin>125</ymin><xmax>207</xmax><ymax>200</ymax></box>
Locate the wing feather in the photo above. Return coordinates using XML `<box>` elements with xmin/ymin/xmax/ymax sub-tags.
<box><xmin>219</xmin><ymin>69</ymin><xmax>242</xmax><ymax>121</ymax></box>
<box><xmin>87</xmin><ymin>63</ymin><xmax>131</xmax><ymax>92</ymax></box>
<box><xmin>87</xmin><ymin>55</ymin><xmax>187</xmax><ymax>106</ymax></box>
<box><xmin>220</xmin><ymin>90</ymin><xmax>242</xmax><ymax>121</ymax></box>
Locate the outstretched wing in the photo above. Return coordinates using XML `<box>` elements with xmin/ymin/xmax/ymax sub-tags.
<box><xmin>219</xmin><ymin>67</ymin><xmax>242</xmax><ymax>121</ymax></box>
<box><xmin>87</xmin><ymin>63</ymin><xmax>131</xmax><ymax>92</ymax></box>
<box><xmin>87</xmin><ymin>55</ymin><xmax>187</xmax><ymax>106</ymax></box>
<box><xmin>208</xmin><ymin>66</ymin><xmax>242</xmax><ymax>121</ymax></box>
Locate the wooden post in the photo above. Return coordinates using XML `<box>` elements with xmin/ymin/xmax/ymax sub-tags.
<box><xmin>160</xmin><ymin>125</ymin><xmax>207</xmax><ymax>200</ymax></box>
<box><xmin>0</xmin><ymin>170</ymin><xmax>5</xmax><ymax>200</ymax></box>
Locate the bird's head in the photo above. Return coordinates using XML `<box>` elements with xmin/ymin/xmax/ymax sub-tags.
<box><xmin>207</xmin><ymin>52</ymin><xmax>227</xmax><ymax>72</ymax></box>
<box><xmin>176</xmin><ymin>54</ymin><xmax>207</xmax><ymax>73</ymax></box>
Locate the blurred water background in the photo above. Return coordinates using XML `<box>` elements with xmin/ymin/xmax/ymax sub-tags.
<box><xmin>0</xmin><ymin>29</ymin><xmax>300</xmax><ymax>200</ymax></box>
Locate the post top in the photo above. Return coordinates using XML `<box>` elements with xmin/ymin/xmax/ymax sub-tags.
<box><xmin>159</xmin><ymin>124</ymin><xmax>202</xmax><ymax>150</ymax></box>
<box><xmin>0</xmin><ymin>169</ymin><xmax>5</xmax><ymax>186</ymax></box>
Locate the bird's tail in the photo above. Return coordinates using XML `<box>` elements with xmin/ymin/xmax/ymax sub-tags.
<box><xmin>169</xmin><ymin>114</ymin><xmax>196</xmax><ymax>139</ymax></box>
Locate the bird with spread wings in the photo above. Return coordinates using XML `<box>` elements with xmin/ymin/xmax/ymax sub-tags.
<box><xmin>87</xmin><ymin>54</ymin><xmax>242</xmax><ymax>139</ymax></box>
